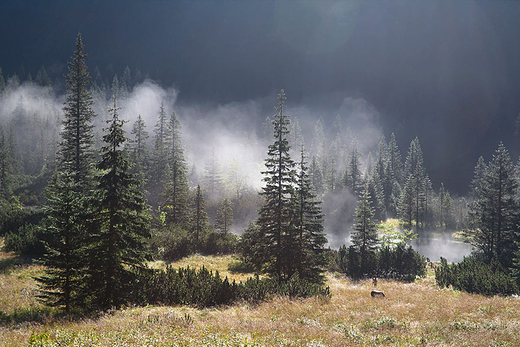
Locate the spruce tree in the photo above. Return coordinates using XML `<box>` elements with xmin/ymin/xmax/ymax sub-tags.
<box><xmin>162</xmin><ymin>110</ymin><xmax>190</xmax><ymax>226</ymax></box>
<box><xmin>36</xmin><ymin>171</ymin><xmax>86</xmax><ymax>312</ymax></box>
<box><xmin>400</xmin><ymin>137</ymin><xmax>428</xmax><ymax>233</ymax></box>
<box><xmin>149</xmin><ymin>101</ymin><xmax>168</xmax><ymax>195</ymax></box>
<box><xmin>87</xmin><ymin>97</ymin><xmax>150</xmax><ymax>309</ymax></box>
<box><xmin>129</xmin><ymin>114</ymin><xmax>149</xmax><ymax>180</ymax></box>
<box><xmin>292</xmin><ymin>148</ymin><xmax>327</xmax><ymax>284</ymax></box>
<box><xmin>191</xmin><ymin>185</ymin><xmax>210</xmax><ymax>246</ymax></box>
<box><xmin>309</xmin><ymin>156</ymin><xmax>324</xmax><ymax>194</ymax></box>
<box><xmin>384</xmin><ymin>133</ymin><xmax>403</xmax><ymax>217</ymax></box>
<box><xmin>437</xmin><ymin>183</ymin><xmax>453</xmax><ymax>229</ymax></box>
<box><xmin>470</xmin><ymin>156</ymin><xmax>486</xmax><ymax>198</ymax></box>
<box><xmin>351</xmin><ymin>183</ymin><xmax>379</xmax><ymax>276</ymax></box>
<box><xmin>59</xmin><ymin>33</ymin><xmax>96</xmax><ymax>190</ymax></box>
<box><xmin>257</xmin><ymin>89</ymin><xmax>296</xmax><ymax>282</ymax></box>
<box><xmin>37</xmin><ymin>33</ymin><xmax>96</xmax><ymax>311</ymax></box>
<box><xmin>469</xmin><ymin>143</ymin><xmax>518</xmax><ymax>267</ymax></box>
<box><xmin>203</xmin><ymin>147</ymin><xmax>223</xmax><ymax>198</ymax></box>
<box><xmin>215</xmin><ymin>197</ymin><xmax>233</xmax><ymax>234</ymax></box>
<box><xmin>345</xmin><ymin>140</ymin><xmax>363</xmax><ymax>197</ymax></box>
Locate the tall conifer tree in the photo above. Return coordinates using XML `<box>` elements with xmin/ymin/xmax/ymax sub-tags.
<box><xmin>36</xmin><ymin>171</ymin><xmax>86</xmax><ymax>312</ymax></box>
<box><xmin>351</xmin><ymin>183</ymin><xmax>379</xmax><ymax>275</ymax></box>
<box><xmin>257</xmin><ymin>89</ymin><xmax>296</xmax><ymax>282</ymax></box>
<box><xmin>292</xmin><ymin>147</ymin><xmax>327</xmax><ymax>284</ymax></box>
<box><xmin>37</xmin><ymin>33</ymin><xmax>96</xmax><ymax>311</ymax></box>
<box><xmin>87</xmin><ymin>97</ymin><xmax>150</xmax><ymax>309</ymax></box>
<box><xmin>59</xmin><ymin>33</ymin><xmax>96</xmax><ymax>190</ymax></box>
<box><xmin>215</xmin><ymin>197</ymin><xmax>233</xmax><ymax>235</ymax></box>
<box><xmin>162</xmin><ymin>110</ymin><xmax>190</xmax><ymax>226</ymax></box>
<box><xmin>469</xmin><ymin>143</ymin><xmax>518</xmax><ymax>266</ymax></box>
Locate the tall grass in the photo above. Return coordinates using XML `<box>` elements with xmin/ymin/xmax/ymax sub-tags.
<box><xmin>2</xmin><ymin>241</ymin><xmax>520</xmax><ymax>346</ymax></box>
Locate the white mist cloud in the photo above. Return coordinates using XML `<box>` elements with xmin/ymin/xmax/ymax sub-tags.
<box><xmin>119</xmin><ymin>79</ymin><xmax>178</xmax><ymax>128</ymax></box>
<box><xmin>0</xmin><ymin>81</ymin><xmax>63</xmax><ymax>122</ymax></box>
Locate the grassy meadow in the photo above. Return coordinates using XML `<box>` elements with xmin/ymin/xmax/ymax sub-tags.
<box><xmin>1</xmin><ymin>239</ymin><xmax>520</xmax><ymax>346</ymax></box>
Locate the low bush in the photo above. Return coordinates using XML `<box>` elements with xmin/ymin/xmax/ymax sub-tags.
<box><xmin>333</xmin><ymin>243</ymin><xmax>427</xmax><ymax>281</ymax></box>
<box><xmin>4</xmin><ymin>223</ymin><xmax>45</xmax><ymax>256</ymax></box>
<box><xmin>435</xmin><ymin>256</ymin><xmax>518</xmax><ymax>296</ymax></box>
<box><xmin>131</xmin><ymin>266</ymin><xmax>330</xmax><ymax>308</ymax></box>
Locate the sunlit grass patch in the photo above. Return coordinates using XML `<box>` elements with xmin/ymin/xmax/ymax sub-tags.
<box><xmin>159</xmin><ymin>254</ymin><xmax>255</xmax><ymax>282</ymax></box>
<box><xmin>3</xmin><ymin>250</ymin><xmax>520</xmax><ymax>346</ymax></box>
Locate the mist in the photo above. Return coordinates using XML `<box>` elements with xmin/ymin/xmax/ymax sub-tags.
<box><xmin>0</xmin><ymin>76</ymin><xmax>473</xmax><ymax>260</ymax></box>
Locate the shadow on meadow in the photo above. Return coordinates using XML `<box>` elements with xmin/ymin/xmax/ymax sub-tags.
<box><xmin>0</xmin><ymin>254</ymin><xmax>33</xmax><ymax>273</ymax></box>
<box><xmin>0</xmin><ymin>306</ymin><xmax>56</xmax><ymax>326</ymax></box>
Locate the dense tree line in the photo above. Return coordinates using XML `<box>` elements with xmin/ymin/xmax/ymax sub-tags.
<box><xmin>4</xmin><ymin>32</ymin><xmax>520</xmax><ymax>310</ymax></box>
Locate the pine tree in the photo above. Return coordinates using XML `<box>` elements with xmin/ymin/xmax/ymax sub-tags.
<box><xmin>351</xmin><ymin>183</ymin><xmax>379</xmax><ymax>276</ymax></box>
<box><xmin>59</xmin><ymin>33</ymin><xmax>96</xmax><ymax>190</ymax></box>
<box><xmin>36</xmin><ymin>171</ymin><xmax>86</xmax><ymax>312</ymax></box>
<box><xmin>292</xmin><ymin>148</ymin><xmax>327</xmax><ymax>284</ymax></box>
<box><xmin>87</xmin><ymin>97</ymin><xmax>150</xmax><ymax>309</ymax></box>
<box><xmin>215</xmin><ymin>197</ymin><xmax>233</xmax><ymax>234</ymax></box>
<box><xmin>469</xmin><ymin>143</ymin><xmax>518</xmax><ymax>267</ymax></box>
<box><xmin>257</xmin><ymin>89</ymin><xmax>296</xmax><ymax>282</ymax></box>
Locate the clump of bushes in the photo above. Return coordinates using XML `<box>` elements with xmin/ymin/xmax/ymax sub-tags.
<box><xmin>148</xmin><ymin>224</ymin><xmax>238</xmax><ymax>261</ymax></box>
<box><xmin>131</xmin><ymin>266</ymin><xmax>330</xmax><ymax>308</ymax></box>
<box><xmin>331</xmin><ymin>244</ymin><xmax>427</xmax><ymax>282</ymax></box>
<box><xmin>435</xmin><ymin>256</ymin><xmax>518</xmax><ymax>296</ymax></box>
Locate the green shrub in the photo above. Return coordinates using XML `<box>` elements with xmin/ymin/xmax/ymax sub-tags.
<box><xmin>4</xmin><ymin>223</ymin><xmax>45</xmax><ymax>256</ymax></box>
<box><xmin>435</xmin><ymin>256</ymin><xmax>518</xmax><ymax>296</ymax></box>
<box><xmin>332</xmin><ymin>244</ymin><xmax>426</xmax><ymax>282</ymax></box>
<box><xmin>132</xmin><ymin>266</ymin><xmax>330</xmax><ymax>308</ymax></box>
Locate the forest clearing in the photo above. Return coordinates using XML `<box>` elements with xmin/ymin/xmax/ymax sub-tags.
<box><xmin>1</xmin><ymin>243</ymin><xmax>520</xmax><ymax>347</ymax></box>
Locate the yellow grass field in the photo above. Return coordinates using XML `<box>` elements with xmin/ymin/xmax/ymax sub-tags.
<box><xmin>1</xmin><ymin>243</ymin><xmax>520</xmax><ymax>346</ymax></box>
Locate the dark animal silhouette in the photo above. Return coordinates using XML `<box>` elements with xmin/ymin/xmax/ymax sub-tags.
<box><xmin>372</xmin><ymin>277</ymin><xmax>377</xmax><ymax>287</ymax></box>
<box><xmin>371</xmin><ymin>290</ymin><xmax>385</xmax><ymax>298</ymax></box>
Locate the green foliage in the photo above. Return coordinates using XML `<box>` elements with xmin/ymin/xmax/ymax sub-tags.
<box><xmin>85</xmin><ymin>97</ymin><xmax>151</xmax><ymax>310</ymax></box>
<box><xmin>0</xmin><ymin>197</ymin><xmax>43</xmax><ymax>236</ymax></box>
<box><xmin>59</xmin><ymin>33</ymin><xmax>96</xmax><ymax>190</ymax></box>
<box><xmin>351</xmin><ymin>184</ymin><xmax>379</xmax><ymax>275</ymax></box>
<box><xmin>132</xmin><ymin>266</ymin><xmax>330</xmax><ymax>308</ymax></box>
<box><xmin>215</xmin><ymin>197</ymin><xmax>233</xmax><ymax>234</ymax></box>
<box><xmin>333</xmin><ymin>244</ymin><xmax>426</xmax><ymax>282</ymax></box>
<box><xmin>4</xmin><ymin>222</ymin><xmax>45</xmax><ymax>256</ymax></box>
<box><xmin>238</xmin><ymin>222</ymin><xmax>269</xmax><ymax>273</ymax></box>
<box><xmin>468</xmin><ymin>143</ymin><xmax>518</xmax><ymax>268</ymax></box>
<box><xmin>255</xmin><ymin>90</ymin><xmax>327</xmax><ymax>285</ymax></box>
<box><xmin>376</xmin><ymin>245</ymin><xmax>427</xmax><ymax>281</ymax></box>
<box><xmin>257</xmin><ymin>89</ymin><xmax>296</xmax><ymax>281</ymax></box>
<box><xmin>36</xmin><ymin>171</ymin><xmax>88</xmax><ymax>312</ymax></box>
<box><xmin>435</xmin><ymin>256</ymin><xmax>518</xmax><ymax>296</ymax></box>
<box><xmin>149</xmin><ymin>223</ymin><xmax>238</xmax><ymax>261</ymax></box>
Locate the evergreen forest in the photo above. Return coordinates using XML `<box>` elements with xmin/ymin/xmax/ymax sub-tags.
<box><xmin>2</xmin><ymin>34</ymin><xmax>520</xmax><ymax>313</ymax></box>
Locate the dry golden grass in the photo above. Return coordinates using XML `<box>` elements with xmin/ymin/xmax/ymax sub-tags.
<box><xmin>151</xmin><ymin>253</ymin><xmax>255</xmax><ymax>283</ymax></box>
<box><xmin>2</xmin><ymin>244</ymin><xmax>520</xmax><ymax>346</ymax></box>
